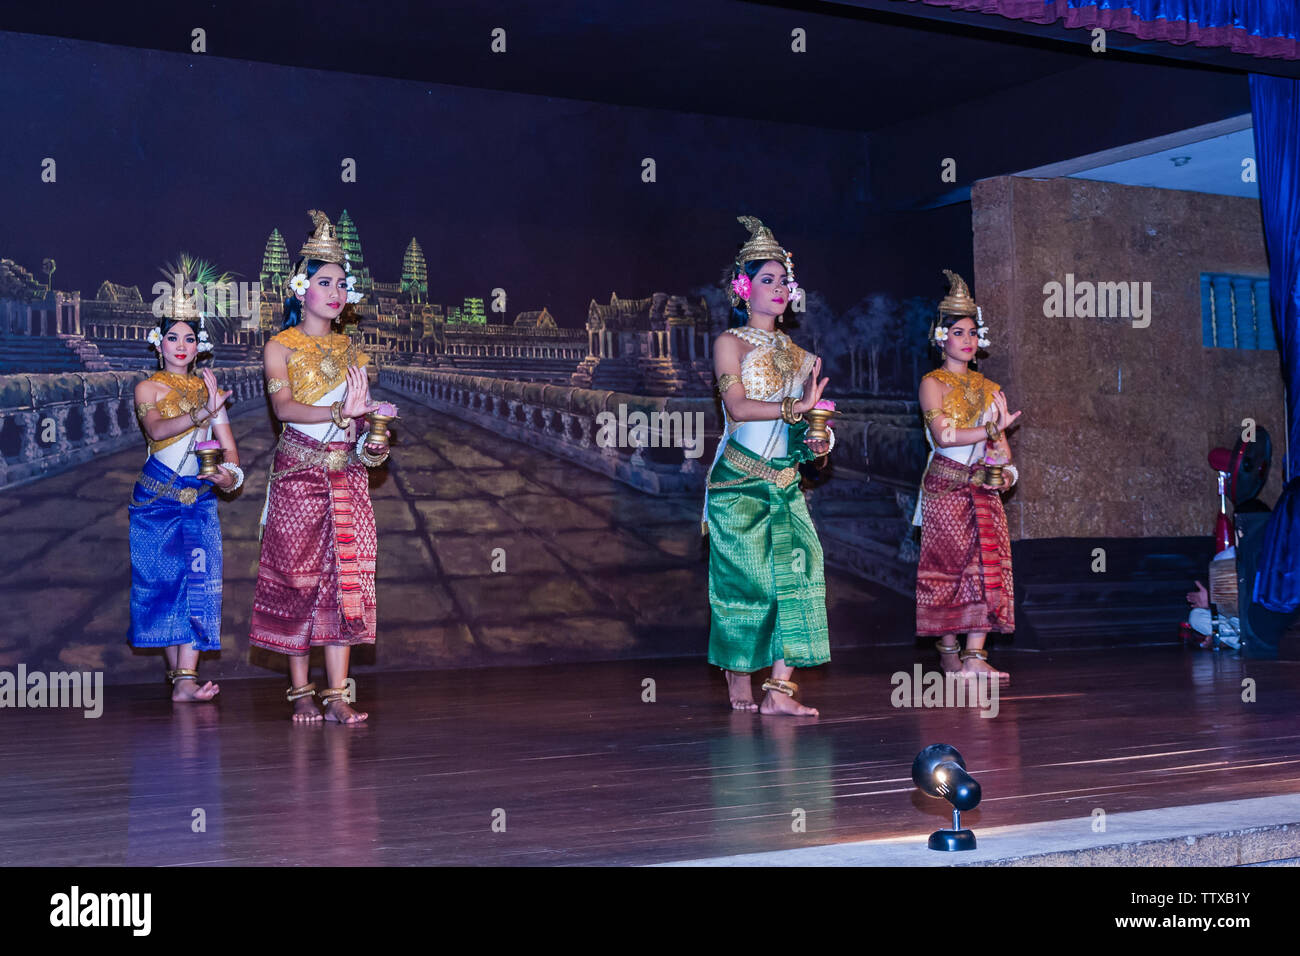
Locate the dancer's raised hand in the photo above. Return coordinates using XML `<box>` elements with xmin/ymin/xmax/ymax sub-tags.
<box><xmin>201</xmin><ymin>368</ymin><xmax>232</xmax><ymax>415</ymax></box>
<box><xmin>994</xmin><ymin>390</ymin><xmax>1022</xmax><ymax>431</ymax></box>
<box><xmin>341</xmin><ymin>365</ymin><xmax>380</xmax><ymax>419</ymax></box>
<box><xmin>795</xmin><ymin>358</ymin><xmax>829</xmax><ymax>415</ymax></box>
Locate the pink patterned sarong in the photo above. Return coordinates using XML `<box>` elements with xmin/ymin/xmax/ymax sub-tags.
<box><xmin>249</xmin><ymin>426</ymin><xmax>377</xmax><ymax>654</ymax></box>
<box><xmin>915</xmin><ymin>453</ymin><xmax>1015</xmax><ymax>636</ymax></box>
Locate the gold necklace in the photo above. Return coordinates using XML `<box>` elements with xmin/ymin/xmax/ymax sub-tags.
<box><xmin>731</xmin><ymin>325</ymin><xmax>796</xmax><ymax>381</ymax></box>
<box><xmin>934</xmin><ymin>367</ymin><xmax>986</xmax><ymax>427</ymax></box>
<box><xmin>153</xmin><ymin>371</ymin><xmax>206</xmax><ymax>412</ymax></box>
<box><xmin>300</xmin><ymin>326</ymin><xmax>342</xmax><ymax>380</ymax></box>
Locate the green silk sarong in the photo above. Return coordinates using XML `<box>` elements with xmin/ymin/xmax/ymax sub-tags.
<box><xmin>706</xmin><ymin>420</ymin><xmax>830</xmax><ymax>671</ymax></box>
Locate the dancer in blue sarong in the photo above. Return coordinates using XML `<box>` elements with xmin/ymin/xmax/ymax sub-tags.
<box><xmin>129</xmin><ymin>289</ymin><xmax>242</xmax><ymax>701</ymax></box>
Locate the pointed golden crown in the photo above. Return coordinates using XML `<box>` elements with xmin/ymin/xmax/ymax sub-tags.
<box><xmin>161</xmin><ymin>282</ymin><xmax>202</xmax><ymax>322</ymax></box>
<box><xmin>297</xmin><ymin>209</ymin><xmax>346</xmax><ymax>263</ymax></box>
<box><xmin>735</xmin><ymin>216</ymin><xmax>789</xmax><ymax>268</ymax></box>
<box><xmin>939</xmin><ymin>269</ymin><xmax>978</xmax><ymax>316</ymax></box>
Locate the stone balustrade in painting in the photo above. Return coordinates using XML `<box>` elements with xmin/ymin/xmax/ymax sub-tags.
<box><xmin>0</xmin><ymin>365</ymin><xmax>264</xmax><ymax>490</ymax></box>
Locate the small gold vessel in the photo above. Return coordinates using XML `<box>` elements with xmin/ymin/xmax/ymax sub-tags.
<box><xmin>804</xmin><ymin>407</ymin><xmax>833</xmax><ymax>444</ymax></box>
<box><xmin>366</xmin><ymin>409</ymin><xmax>397</xmax><ymax>449</ymax></box>
<box><xmin>195</xmin><ymin>445</ymin><xmax>223</xmax><ymax>477</ymax></box>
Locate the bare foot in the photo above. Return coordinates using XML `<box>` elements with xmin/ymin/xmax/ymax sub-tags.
<box><xmin>322</xmin><ymin>698</ymin><xmax>368</xmax><ymax>724</ymax></box>
<box><xmin>759</xmin><ymin>690</ymin><xmax>819</xmax><ymax>717</ymax></box>
<box><xmin>937</xmin><ymin>641</ymin><xmax>963</xmax><ymax>675</ymax></box>
<box><xmin>172</xmin><ymin>680</ymin><xmax>219</xmax><ymax>702</ymax></box>
<box><xmin>292</xmin><ymin>695</ymin><xmax>323</xmax><ymax>723</ymax></box>
<box><xmin>962</xmin><ymin>656</ymin><xmax>1009</xmax><ymax>688</ymax></box>
<box><xmin>724</xmin><ymin>670</ymin><xmax>758</xmax><ymax>712</ymax></box>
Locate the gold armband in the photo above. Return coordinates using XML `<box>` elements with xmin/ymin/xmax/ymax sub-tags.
<box><xmin>266</xmin><ymin>378</ymin><xmax>288</xmax><ymax>395</ymax></box>
<box><xmin>716</xmin><ymin>373</ymin><xmax>742</xmax><ymax>395</ymax></box>
<box><xmin>923</xmin><ymin>408</ymin><xmax>943</xmax><ymax>425</ymax></box>
<box><xmin>135</xmin><ymin>402</ymin><xmax>156</xmax><ymax>420</ymax></box>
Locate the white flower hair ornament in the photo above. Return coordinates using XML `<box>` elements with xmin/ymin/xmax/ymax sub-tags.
<box><xmin>147</xmin><ymin>327</ymin><xmax>163</xmax><ymax>348</ymax></box>
<box><xmin>345</xmin><ymin>273</ymin><xmax>362</xmax><ymax>304</ymax></box>
<box><xmin>933</xmin><ymin>325</ymin><xmax>949</xmax><ymax>344</ymax></box>
<box><xmin>196</xmin><ymin>318</ymin><xmax>214</xmax><ymax>356</ymax></box>
<box><xmin>975</xmin><ymin>306</ymin><xmax>991</xmax><ymax>349</ymax></box>
<box><xmin>289</xmin><ymin>273</ymin><xmax>310</xmax><ymax>296</ymax></box>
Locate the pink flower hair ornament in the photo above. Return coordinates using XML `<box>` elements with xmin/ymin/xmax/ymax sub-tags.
<box><xmin>731</xmin><ymin>274</ymin><xmax>752</xmax><ymax>301</ymax></box>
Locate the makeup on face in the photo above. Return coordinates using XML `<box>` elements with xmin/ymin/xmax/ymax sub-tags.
<box><xmin>163</xmin><ymin>324</ymin><xmax>197</xmax><ymax>364</ymax></box>
<box><xmin>306</xmin><ymin>266</ymin><xmax>348</xmax><ymax>317</ymax></box>
<box><xmin>753</xmin><ymin>263</ymin><xmax>789</xmax><ymax>313</ymax></box>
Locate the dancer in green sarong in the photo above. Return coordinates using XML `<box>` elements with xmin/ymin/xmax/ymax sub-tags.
<box><xmin>703</xmin><ymin>216</ymin><xmax>833</xmax><ymax>716</ymax></box>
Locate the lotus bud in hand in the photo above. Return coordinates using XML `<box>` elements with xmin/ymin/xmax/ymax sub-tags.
<box><xmin>806</xmin><ymin>399</ymin><xmax>835</xmax><ymax>444</ymax></box>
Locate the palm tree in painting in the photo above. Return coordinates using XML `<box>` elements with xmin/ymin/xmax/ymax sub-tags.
<box><xmin>159</xmin><ymin>253</ymin><xmax>242</xmax><ymax>341</ymax></box>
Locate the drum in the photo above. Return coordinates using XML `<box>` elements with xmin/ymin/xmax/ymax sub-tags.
<box><xmin>1209</xmin><ymin>555</ymin><xmax>1239</xmax><ymax>618</ymax></box>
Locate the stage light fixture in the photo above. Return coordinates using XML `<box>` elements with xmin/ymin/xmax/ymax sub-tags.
<box><xmin>912</xmin><ymin>743</ymin><xmax>981</xmax><ymax>851</ymax></box>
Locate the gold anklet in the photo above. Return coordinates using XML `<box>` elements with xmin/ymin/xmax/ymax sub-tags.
<box><xmin>286</xmin><ymin>682</ymin><xmax>317</xmax><ymax>702</ymax></box>
<box><xmin>761</xmin><ymin>678</ymin><xmax>798</xmax><ymax>698</ymax></box>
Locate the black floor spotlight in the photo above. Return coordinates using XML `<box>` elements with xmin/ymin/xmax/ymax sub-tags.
<box><xmin>912</xmin><ymin>744</ymin><xmax>982</xmax><ymax>851</ymax></box>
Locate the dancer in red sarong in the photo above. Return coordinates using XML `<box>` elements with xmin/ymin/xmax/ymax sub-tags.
<box><xmin>913</xmin><ymin>271</ymin><xmax>1022</xmax><ymax>686</ymax></box>
<box><xmin>250</xmin><ymin>210</ymin><xmax>388</xmax><ymax>723</ymax></box>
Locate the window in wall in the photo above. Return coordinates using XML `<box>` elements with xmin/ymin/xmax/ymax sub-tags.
<box><xmin>1201</xmin><ymin>273</ymin><xmax>1276</xmax><ymax>349</ymax></box>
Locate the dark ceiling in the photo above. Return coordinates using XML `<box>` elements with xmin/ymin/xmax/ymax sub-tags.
<box><xmin>2</xmin><ymin>0</ymin><xmax>1276</xmax><ymax>135</ymax></box>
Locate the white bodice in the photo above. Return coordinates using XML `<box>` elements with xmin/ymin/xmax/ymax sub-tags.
<box><xmin>287</xmin><ymin>379</ymin><xmax>348</xmax><ymax>441</ymax></box>
<box><xmin>146</xmin><ymin>407</ymin><xmax>227</xmax><ymax>477</ymax></box>
<box><xmin>725</xmin><ymin>378</ymin><xmax>804</xmax><ymax>460</ymax></box>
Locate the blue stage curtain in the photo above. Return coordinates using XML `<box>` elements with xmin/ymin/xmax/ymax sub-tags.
<box><xmin>913</xmin><ymin>1</ymin><xmax>1300</xmax><ymax>58</ymax></box>
<box><xmin>1250</xmin><ymin>73</ymin><xmax>1300</xmax><ymax>613</ymax></box>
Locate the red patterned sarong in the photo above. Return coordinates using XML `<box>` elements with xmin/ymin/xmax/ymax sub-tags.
<box><xmin>250</xmin><ymin>426</ymin><xmax>377</xmax><ymax>654</ymax></box>
<box><xmin>915</xmin><ymin>453</ymin><xmax>1014</xmax><ymax>636</ymax></box>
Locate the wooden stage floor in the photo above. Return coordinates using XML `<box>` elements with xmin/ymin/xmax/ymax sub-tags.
<box><xmin>2</xmin><ymin>644</ymin><xmax>1298</xmax><ymax>866</ymax></box>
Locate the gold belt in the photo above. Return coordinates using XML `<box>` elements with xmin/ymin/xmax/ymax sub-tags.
<box><xmin>928</xmin><ymin>455</ymin><xmax>989</xmax><ymax>488</ymax></box>
<box><xmin>134</xmin><ymin>473</ymin><xmax>210</xmax><ymax>506</ymax></box>
<box><xmin>271</xmin><ymin>432</ymin><xmax>354</xmax><ymax>481</ymax></box>
<box><xmin>709</xmin><ymin>442</ymin><xmax>800</xmax><ymax>489</ymax></box>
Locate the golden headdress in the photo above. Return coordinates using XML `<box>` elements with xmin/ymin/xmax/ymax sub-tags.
<box><xmin>728</xmin><ymin>216</ymin><xmax>801</xmax><ymax>308</ymax></box>
<box><xmin>938</xmin><ymin>269</ymin><xmax>978</xmax><ymax>316</ymax></box>
<box><xmin>298</xmin><ymin>209</ymin><xmax>346</xmax><ymax>264</ymax></box>
<box><xmin>160</xmin><ymin>282</ymin><xmax>202</xmax><ymax>321</ymax></box>
<box><xmin>931</xmin><ymin>269</ymin><xmax>990</xmax><ymax>349</ymax></box>
<box><xmin>150</xmin><ymin>282</ymin><xmax>212</xmax><ymax>355</ymax></box>
<box><xmin>286</xmin><ymin>209</ymin><xmax>364</xmax><ymax>309</ymax></box>
<box><xmin>735</xmin><ymin>216</ymin><xmax>788</xmax><ymax>268</ymax></box>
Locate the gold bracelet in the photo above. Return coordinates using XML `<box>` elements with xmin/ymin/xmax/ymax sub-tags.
<box><xmin>781</xmin><ymin>396</ymin><xmax>803</xmax><ymax>425</ymax></box>
<box><xmin>331</xmin><ymin>401</ymin><xmax>348</xmax><ymax>429</ymax></box>
<box><xmin>189</xmin><ymin>407</ymin><xmax>210</xmax><ymax>426</ymax></box>
<box><xmin>985</xmin><ymin>421</ymin><xmax>1001</xmax><ymax>442</ymax></box>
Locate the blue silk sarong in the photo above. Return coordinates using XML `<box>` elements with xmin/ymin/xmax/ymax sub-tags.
<box><xmin>128</xmin><ymin>455</ymin><xmax>223</xmax><ymax>650</ymax></box>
